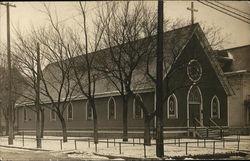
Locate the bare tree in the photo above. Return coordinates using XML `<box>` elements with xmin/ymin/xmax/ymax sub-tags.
<box><xmin>13</xmin><ymin>27</ymin><xmax>53</xmax><ymax>147</ymax></box>
<box><xmin>95</xmin><ymin>1</ymin><xmax>159</xmax><ymax>142</ymax></box>
<box><xmin>64</xmin><ymin>2</ymin><xmax>108</xmax><ymax>144</ymax></box>
<box><xmin>13</xmin><ymin>4</ymin><xmax>78</xmax><ymax>142</ymax></box>
<box><xmin>0</xmin><ymin>62</ymin><xmax>24</xmax><ymax>136</ymax></box>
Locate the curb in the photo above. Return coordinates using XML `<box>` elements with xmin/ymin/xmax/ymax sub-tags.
<box><xmin>93</xmin><ymin>151</ymin><xmax>249</xmax><ymax>160</ymax></box>
<box><xmin>92</xmin><ymin>152</ymin><xmax>163</xmax><ymax>160</ymax></box>
<box><xmin>0</xmin><ymin>144</ymin><xmax>51</xmax><ymax>152</ymax></box>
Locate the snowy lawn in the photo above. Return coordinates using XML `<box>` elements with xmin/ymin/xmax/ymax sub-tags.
<box><xmin>0</xmin><ymin>135</ymin><xmax>249</xmax><ymax>159</ymax></box>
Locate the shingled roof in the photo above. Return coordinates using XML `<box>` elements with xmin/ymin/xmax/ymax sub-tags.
<box><xmin>16</xmin><ymin>23</ymin><xmax>233</xmax><ymax>106</ymax></box>
<box><xmin>216</xmin><ymin>45</ymin><xmax>250</xmax><ymax>73</ymax></box>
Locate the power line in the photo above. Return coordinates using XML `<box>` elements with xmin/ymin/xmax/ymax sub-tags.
<box><xmin>197</xmin><ymin>0</ymin><xmax>250</xmax><ymax>24</ymax></box>
<box><xmin>205</xmin><ymin>1</ymin><xmax>250</xmax><ymax>21</ymax></box>
<box><xmin>214</xmin><ymin>1</ymin><xmax>250</xmax><ymax>16</ymax></box>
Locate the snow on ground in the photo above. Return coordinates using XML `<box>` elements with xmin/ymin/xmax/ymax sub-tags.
<box><xmin>0</xmin><ymin>135</ymin><xmax>249</xmax><ymax>159</ymax></box>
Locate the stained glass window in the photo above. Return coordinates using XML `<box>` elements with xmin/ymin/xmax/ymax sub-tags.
<box><xmin>211</xmin><ymin>96</ymin><xmax>220</xmax><ymax>119</ymax></box>
<box><xmin>108</xmin><ymin>97</ymin><xmax>116</xmax><ymax>120</ymax></box>
<box><xmin>134</xmin><ymin>95</ymin><xmax>143</xmax><ymax>119</ymax></box>
<box><xmin>86</xmin><ymin>101</ymin><xmax>93</xmax><ymax>120</ymax></box>
<box><xmin>23</xmin><ymin>108</ymin><xmax>27</xmax><ymax>121</ymax></box>
<box><xmin>189</xmin><ymin>86</ymin><xmax>201</xmax><ymax>104</ymax></box>
<box><xmin>167</xmin><ymin>94</ymin><xmax>178</xmax><ymax>119</ymax></box>
<box><xmin>50</xmin><ymin>109</ymin><xmax>56</xmax><ymax>121</ymax></box>
<box><xmin>68</xmin><ymin>103</ymin><xmax>73</xmax><ymax>120</ymax></box>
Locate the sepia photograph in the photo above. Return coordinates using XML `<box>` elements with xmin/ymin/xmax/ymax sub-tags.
<box><xmin>0</xmin><ymin>0</ymin><xmax>249</xmax><ymax>160</ymax></box>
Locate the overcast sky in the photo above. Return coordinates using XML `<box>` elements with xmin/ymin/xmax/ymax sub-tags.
<box><xmin>0</xmin><ymin>1</ymin><xmax>249</xmax><ymax>50</ymax></box>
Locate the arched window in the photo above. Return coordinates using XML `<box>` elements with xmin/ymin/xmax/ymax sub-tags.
<box><xmin>50</xmin><ymin>109</ymin><xmax>56</xmax><ymax>121</ymax></box>
<box><xmin>189</xmin><ymin>86</ymin><xmax>201</xmax><ymax>104</ymax></box>
<box><xmin>211</xmin><ymin>96</ymin><xmax>220</xmax><ymax>119</ymax></box>
<box><xmin>133</xmin><ymin>94</ymin><xmax>143</xmax><ymax>119</ymax></box>
<box><xmin>167</xmin><ymin>94</ymin><xmax>178</xmax><ymax>119</ymax></box>
<box><xmin>108</xmin><ymin>97</ymin><xmax>116</xmax><ymax>120</ymax></box>
<box><xmin>67</xmin><ymin>102</ymin><xmax>73</xmax><ymax>120</ymax></box>
<box><xmin>23</xmin><ymin>108</ymin><xmax>27</xmax><ymax>121</ymax></box>
<box><xmin>86</xmin><ymin>100</ymin><xmax>93</xmax><ymax>120</ymax></box>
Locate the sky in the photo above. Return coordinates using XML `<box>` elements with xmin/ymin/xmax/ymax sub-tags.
<box><xmin>0</xmin><ymin>1</ymin><xmax>249</xmax><ymax>50</ymax></box>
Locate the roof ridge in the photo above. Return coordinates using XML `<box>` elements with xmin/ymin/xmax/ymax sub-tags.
<box><xmin>43</xmin><ymin>23</ymin><xmax>200</xmax><ymax>71</ymax></box>
<box><xmin>164</xmin><ymin>23</ymin><xmax>199</xmax><ymax>34</ymax></box>
<box><xmin>221</xmin><ymin>44</ymin><xmax>250</xmax><ymax>51</ymax></box>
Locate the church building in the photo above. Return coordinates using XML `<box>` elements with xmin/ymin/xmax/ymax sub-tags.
<box><xmin>15</xmin><ymin>23</ymin><xmax>249</xmax><ymax>138</ymax></box>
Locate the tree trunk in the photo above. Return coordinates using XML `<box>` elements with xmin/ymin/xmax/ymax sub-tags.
<box><xmin>5</xmin><ymin>118</ymin><xmax>9</xmax><ymax>136</ymax></box>
<box><xmin>36</xmin><ymin>110</ymin><xmax>41</xmax><ymax>148</ymax></box>
<box><xmin>58</xmin><ymin>114</ymin><xmax>67</xmax><ymax>142</ymax></box>
<box><xmin>40</xmin><ymin>109</ymin><xmax>44</xmax><ymax>138</ymax></box>
<box><xmin>122</xmin><ymin>95</ymin><xmax>128</xmax><ymax>142</ymax></box>
<box><xmin>12</xmin><ymin>108</ymin><xmax>15</xmax><ymax>139</ymax></box>
<box><xmin>92</xmin><ymin>102</ymin><xmax>98</xmax><ymax>144</ymax></box>
<box><xmin>0</xmin><ymin>109</ymin><xmax>2</xmax><ymax>135</ymax></box>
<box><xmin>144</xmin><ymin>115</ymin><xmax>151</xmax><ymax>145</ymax></box>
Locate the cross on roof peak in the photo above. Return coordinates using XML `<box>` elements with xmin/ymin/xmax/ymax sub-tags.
<box><xmin>187</xmin><ymin>2</ymin><xmax>198</xmax><ymax>25</ymax></box>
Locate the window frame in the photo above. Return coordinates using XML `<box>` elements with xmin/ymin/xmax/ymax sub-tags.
<box><xmin>67</xmin><ymin>102</ymin><xmax>74</xmax><ymax>121</ymax></box>
<box><xmin>211</xmin><ymin>95</ymin><xmax>220</xmax><ymax>119</ymax></box>
<box><xmin>23</xmin><ymin>108</ymin><xmax>27</xmax><ymax>122</ymax></box>
<box><xmin>107</xmin><ymin>96</ymin><xmax>117</xmax><ymax>120</ymax></box>
<box><xmin>133</xmin><ymin>94</ymin><xmax>143</xmax><ymax>120</ymax></box>
<box><xmin>50</xmin><ymin>109</ymin><xmax>56</xmax><ymax>121</ymax></box>
<box><xmin>167</xmin><ymin>94</ymin><xmax>178</xmax><ymax>119</ymax></box>
<box><xmin>187</xmin><ymin>59</ymin><xmax>202</xmax><ymax>82</ymax></box>
<box><xmin>86</xmin><ymin>100</ymin><xmax>93</xmax><ymax>120</ymax></box>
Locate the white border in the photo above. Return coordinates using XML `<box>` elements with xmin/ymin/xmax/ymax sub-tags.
<box><xmin>167</xmin><ymin>94</ymin><xmax>178</xmax><ymax>119</ymax></box>
<box><xmin>107</xmin><ymin>96</ymin><xmax>117</xmax><ymax>120</ymax></box>
<box><xmin>211</xmin><ymin>95</ymin><xmax>220</xmax><ymax>119</ymax></box>
<box><xmin>133</xmin><ymin>94</ymin><xmax>143</xmax><ymax>119</ymax></box>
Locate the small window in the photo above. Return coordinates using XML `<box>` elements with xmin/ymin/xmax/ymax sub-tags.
<box><xmin>67</xmin><ymin>102</ymin><xmax>73</xmax><ymax>120</ymax></box>
<box><xmin>23</xmin><ymin>108</ymin><xmax>27</xmax><ymax>121</ymax></box>
<box><xmin>133</xmin><ymin>94</ymin><xmax>143</xmax><ymax>119</ymax></box>
<box><xmin>167</xmin><ymin>94</ymin><xmax>178</xmax><ymax>119</ymax></box>
<box><xmin>108</xmin><ymin>97</ymin><xmax>116</xmax><ymax>120</ymax></box>
<box><xmin>50</xmin><ymin>109</ymin><xmax>56</xmax><ymax>121</ymax></box>
<box><xmin>86</xmin><ymin>100</ymin><xmax>93</xmax><ymax>120</ymax></box>
<box><xmin>211</xmin><ymin>96</ymin><xmax>220</xmax><ymax>119</ymax></box>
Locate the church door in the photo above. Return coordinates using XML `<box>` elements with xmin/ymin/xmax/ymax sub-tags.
<box><xmin>189</xmin><ymin>104</ymin><xmax>200</xmax><ymax>127</ymax></box>
<box><xmin>188</xmin><ymin>86</ymin><xmax>202</xmax><ymax>127</ymax></box>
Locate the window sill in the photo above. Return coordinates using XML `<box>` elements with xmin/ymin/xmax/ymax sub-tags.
<box><xmin>167</xmin><ymin>116</ymin><xmax>178</xmax><ymax>119</ymax></box>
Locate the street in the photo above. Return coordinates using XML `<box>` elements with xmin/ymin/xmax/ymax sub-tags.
<box><xmin>0</xmin><ymin>147</ymin><xmax>82</xmax><ymax>161</ymax></box>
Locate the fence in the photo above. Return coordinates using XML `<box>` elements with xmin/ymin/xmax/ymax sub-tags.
<box><xmin>74</xmin><ymin>137</ymin><xmax>248</xmax><ymax>158</ymax></box>
<box><xmin>0</xmin><ymin>132</ymin><xmax>249</xmax><ymax>158</ymax></box>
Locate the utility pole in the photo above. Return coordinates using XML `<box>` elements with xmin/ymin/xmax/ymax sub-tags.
<box><xmin>187</xmin><ymin>2</ymin><xmax>198</xmax><ymax>25</ymax></box>
<box><xmin>36</xmin><ymin>42</ymin><xmax>41</xmax><ymax>148</ymax></box>
<box><xmin>156</xmin><ymin>0</ymin><xmax>164</xmax><ymax>157</ymax></box>
<box><xmin>0</xmin><ymin>2</ymin><xmax>16</xmax><ymax>145</ymax></box>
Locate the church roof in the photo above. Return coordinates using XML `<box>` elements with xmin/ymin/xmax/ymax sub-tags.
<box><xmin>16</xmin><ymin>23</ymin><xmax>233</xmax><ymax>106</ymax></box>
